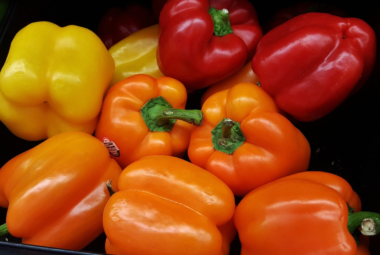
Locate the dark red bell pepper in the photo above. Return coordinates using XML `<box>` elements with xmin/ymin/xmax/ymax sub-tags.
<box><xmin>157</xmin><ymin>0</ymin><xmax>262</xmax><ymax>90</ymax></box>
<box><xmin>252</xmin><ymin>12</ymin><xmax>376</xmax><ymax>122</ymax></box>
<box><xmin>97</xmin><ymin>3</ymin><xmax>157</xmax><ymax>49</ymax></box>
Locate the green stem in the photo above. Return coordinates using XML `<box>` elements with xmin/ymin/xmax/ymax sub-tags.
<box><xmin>141</xmin><ymin>96</ymin><xmax>203</xmax><ymax>132</ymax></box>
<box><xmin>208</xmin><ymin>7</ymin><xmax>233</xmax><ymax>37</ymax></box>
<box><xmin>211</xmin><ymin>118</ymin><xmax>245</xmax><ymax>155</ymax></box>
<box><xmin>0</xmin><ymin>223</ymin><xmax>9</xmax><ymax>237</ymax></box>
<box><xmin>348</xmin><ymin>211</ymin><xmax>380</xmax><ymax>236</ymax></box>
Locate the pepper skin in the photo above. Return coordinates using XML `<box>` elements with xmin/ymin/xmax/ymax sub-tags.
<box><xmin>251</xmin><ymin>13</ymin><xmax>377</xmax><ymax>122</ymax></box>
<box><xmin>234</xmin><ymin>171</ymin><xmax>380</xmax><ymax>255</ymax></box>
<box><xmin>0</xmin><ymin>131</ymin><xmax>122</xmax><ymax>250</ymax></box>
<box><xmin>103</xmin><ymin>155</ymin><xmax>236</xmax><ymax>255</ymax></box>
<box><xmin>201</xmin><ymin>61</ymin><xmax>260</xmax><ymax>105</ymax></box>
<box><xmin>188</xmin><ymin>82</ymin><xmax>310</xmax><ymax>196</ymax></box>
<box><xmin>0</xmin><ymin>21</ymin><xmax>115</xmax><ymax>141</ymax></box>
<box><xmin>157</xmin><ymin>0</ymin><xmax>262</xmax><ymax>90</ymax></box>
<box><xmin>109</xmin><ymin>24</ymin><xmax>163</xmax><ymax>87</ymax></box>
<box><xmin>95</xmin><ymin>74</ymin><xmax>203</xmax><ymax>169</ymax></box>
<box><xmin>97</xmin><ymin>3</ymin><xmax>156</xmax><ymax>49</ymax></box>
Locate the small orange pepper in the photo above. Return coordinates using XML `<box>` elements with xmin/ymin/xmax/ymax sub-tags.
<box><xmin>95</xmin><ymin>74</ymin><xmax>203</xmax><ymax>168</ymax></box>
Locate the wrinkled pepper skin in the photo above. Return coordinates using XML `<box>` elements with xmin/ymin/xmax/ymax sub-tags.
<box><xmin>157</xmin><ymin>0</ymin><xmax>262</xmax><ymax>90</ymax></box>
<box><xmin>252</xmin><ymin>13</ymin><xmax>376</xmax><ymax>122</ymax></box>
<box><xmin>0</xmin><ymin>131</ymin><xmax>122</xmax><ymax>250</ymax></box>
<box><xmin>0</xmin><ymin>21</ymin><xmax>115</xmax><ymax>141</ymax></box>
<box><xmin>97</xmin><ymin>3</ymin><xmax>156</xmax><ymax>49</ymax></box>
<box><xmin>201</xmin><ymin>61</ymin><xmax>259</xmax><ymax>105</ymax></box>
<box><xmin>109</xmin><ymin>24</ymin><xmax>163</xmax><ymax>87</ymax></box>
<box><xmin>95</xmin><ymin>74</ymin><xmax>202</xmax><ymax>169</ymax></box>
<box><xmin>188</xmin><ymin>82</ymin><xmax>310</xmax><ymax>196</ymax></box>
<box><xmin>103</xmin><ymin>155</ymin><xmax>236</xmax><ymax>255</ymax></box>
<box><xmin>234</xmin><ymin>171</ymin><xmax>374</xmax><ymax>255</ymax></box>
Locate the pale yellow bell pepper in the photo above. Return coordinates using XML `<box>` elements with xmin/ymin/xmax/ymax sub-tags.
<box><xmin>0</xmin><ymin>21</ymin><xmax>115</xmax><ymax>141</ymax></box>
<box><xmin>109</xmin><ymin>24</ymin><xmax>163</xmax><ymax>87</ymax></box>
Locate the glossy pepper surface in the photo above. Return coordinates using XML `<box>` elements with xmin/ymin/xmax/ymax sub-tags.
<box><xmin>252</xmin><ymin>12</ymin><xmax>377</xmax><ymax>122</ymax></box>
<box><xmin>103</xmin><ymin>155</ymin><xmax>236</xmax><ymax>255</ymax></box>
<box><xmin>109</xmin><ymin>24</ymin><xmax>163</xmax><ymax>87</ymax></box>
<box><xmin>188</xmin><ymin>82</ymin><xmax>310</xmax><ymax>196</ymax></box>
<box><xmin>234</xmin><ymin>171</ymin><xmax>380</xmax><ymax>255</ymax></box>
<box><xmin>157</xmin><ymin>0</ymin><xmax>263</xmax><ymax>90</ymax></box>
<box><xmin>97</xmin><ymin>2</ymin><xmax>156</xmax><ymax>49</ymax></box>
<box><xmin>0</xmin><ymin>131</ymin><xmax>122</xmax><ymax>250</ymax></box>
<box><xmin>95</xmin><ymin>74</ymin><xmax>203</xmax><ymax>168</ymax></box>
<box><xmin>0</xmin><ymin>21</ymin><xmax>115</xmax><ymax>141</ymax></box>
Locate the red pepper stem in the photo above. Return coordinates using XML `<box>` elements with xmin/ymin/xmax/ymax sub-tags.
<box><xmin>0</xmin><ymin>223</ymin><xmax>9</xmax><ymax>236</ymax></box>
<box><xmin>347</xmin><ymin>211</ymin><xmax>380</xmax><ymax>236</ymax></box>
<box><xmin>208</xmin><ymin>7</ymin><xmax>233</xmax><ymax>37</ymax></box>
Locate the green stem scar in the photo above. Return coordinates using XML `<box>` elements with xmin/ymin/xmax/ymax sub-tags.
<box><xmin>141</xmin><ymin>96</ymin><xmax>203</xmax><ymax>132</ymax></box>
<box><xmin>212</xmin><ymin>118</ymin><xmax>245</xmax><ymax>154</ymax></box>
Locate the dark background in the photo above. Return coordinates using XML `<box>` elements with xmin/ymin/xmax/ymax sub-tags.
<box><xmin>0</xmin><ymin>0</ymin><xmax>380</xmax><ymax>254</ymax></box>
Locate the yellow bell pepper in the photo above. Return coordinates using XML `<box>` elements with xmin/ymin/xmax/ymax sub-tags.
<box><xmin>0</xmin><ymin>21</ymin><xmax>115</xmax><ymax>141</ymax></box>
<box><xmin>109</xmin><ymin>24</ymin><xmax>163</xmax><ymax>87</ymax></box>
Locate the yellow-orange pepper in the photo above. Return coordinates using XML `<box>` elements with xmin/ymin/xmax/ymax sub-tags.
<box><xmin>109</xmin><ymin>24</ymin><xmax>163</xmax><ymax>87</ymax></box>
<box><xmin>0</xmin><ymin>21</ymin><xmax>114</xmax><ymax>141</ymax></box>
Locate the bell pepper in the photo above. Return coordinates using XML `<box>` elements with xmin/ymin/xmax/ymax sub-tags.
<box><xmin>97</xmin><ymin>3</ymin><xmax>156</xmax><ymax>49</ymax></box>
<box><xmin>234</xmin><ymin>171</ymin><xmax>380</xmax><ymax>255</ymax></box>
<box><xmin>103</xmin><ymin>155</ymin><xmax>236</xmax><ymax>255</ymax></box>
<box><xmin>0</xmin><ymin>131</ymin><xmax>122</xmax><ymax>250</ymax></box>
<box><xmin>157</xmin><ymin>0</ymin><xmax>263</xmax><ymax>90</ymax></box>
<box><xmin>262</xmin><ymin>1</ymin><xmax>347</xmax><ymax>33</ymax></box>
<box><xmin>109</xmin><ymin>24</ymin><xmax>163</xmax><ymax>87</ymax></box>
<box><xmin>200</xmin><ymin>61</ymin><xmax>260</xmax><ymax>105</ymax></box>
<box><xmin>252</xmin><ymin>12</ymin><xmax>377</xmax><ymax>122</ymax></box>
<box><xmin>188</xmin><ymin>82</ymin><xmax>310</xmax><ymax>196</ymax></box>
<box><xmin>0</xmin><ymin>21</ymin><xmax>115</xmax><ymax>141</ymax></box>
<box><xmin>95</xmin><ymin>74</ymin><xmax>203</xmax><ymax>169</ymax></box>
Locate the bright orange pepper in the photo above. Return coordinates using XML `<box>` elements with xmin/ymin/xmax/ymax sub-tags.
<box><xmin>0</xmin><ymin>131</ymin><xmax>122</xmax><ymax>250</ymax></box>
<box><xmin>95</xmin><ymin>74</ymin><xmax>203</xmax><ymax>168</ymax></box>
<box><xmin>103</xmin><ymin>155</ymin><xmax>236</xmax><ymax>255</ymax></box>
<box><xmin>188</xmin><ymin>82</ymin><xmax>311</xmax><ymax>196</ymax></box>
<box><xmin>234</xmin><ymin>171</ymin><xmax>380</xmax><ymax>255</ymax></box>
<box><xmin>201</xmin><ymin>61</ymin><xmax>260</xmax><ymax>105</ymax></box>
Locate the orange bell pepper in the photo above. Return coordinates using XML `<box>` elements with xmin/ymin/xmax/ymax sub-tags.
<box><xmin>234</xmin><ymin>171</ymin><xmax>380</xmax><ymax>255</ymax></box>
<box><xmin>201</xmin><ymin>61</ymin><xmax>260</xmax><ymax>105</ymax></box>
<box><xmin>95</xmin><ymin>74</ymin><xmax>203</xmax><ymax>168</ymax></box>
<box><xmin>0</xmin><ymin>131</ymin><xmax>122</xmax><ymax>250</ymax></box>
<box><xmin>103</xmin><ymin>155</ymin><xmax>236</xmax><ymax>255</ymax></box>
<box><xmin>188</xmin><ymin>82</ymin><xmax>310</xmax><ymax>196</ymax></box>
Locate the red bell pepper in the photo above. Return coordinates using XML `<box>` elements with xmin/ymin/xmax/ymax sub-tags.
<box><xmin>252</xmin><ymin>12</ymin><xmax>376</xmax><ymax>122</ymax></box>
<box><xmin>157</xmin><ymin>0</ymin><xmax>262</xmax><ymax>90</ymax></box>
<box><xmin>97</xmin><ymin>3</ymin><xmax>156</xmax><ymax>49</ymax></box>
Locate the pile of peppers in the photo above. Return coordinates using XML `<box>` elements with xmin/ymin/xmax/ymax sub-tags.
<box><xmin>0</xmin><ymin>0</ymin><xmax>379</xmax><ymax>255</ymax></box>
